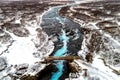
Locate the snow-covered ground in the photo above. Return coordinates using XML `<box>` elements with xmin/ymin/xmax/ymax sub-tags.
<box><xmin>75</xmin><ymin>18</ymin><xmax>120</xmax><ymax>80</ymax></box>
<box><xmin>0</xmin><ymin>1</ymin><xmax>120</xmax><ymax>80</ymax></box>
<box><xmin>66</xmin><ymin>31</ymin><xmax>120</xmax><ymax>80</ymax></box>
<box><xmin>59</xmin><ymin>1</ymin><xmax>120</xmax><ymax>80</ymax></box>
<box><xmin>68</xmin><ymin>56</ymin><xmax>119</xmax><ymax>80</ymax></box>
<box><xmin>0</xmin><ymin>8</ymin><xmax>54</xmax><ymax>79</ymax></box>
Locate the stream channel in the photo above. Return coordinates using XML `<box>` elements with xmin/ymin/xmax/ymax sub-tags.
<box><xmin>37</xmin><ymin>5</ymin><xmax>83</xmax><ymax>80</ymax></box>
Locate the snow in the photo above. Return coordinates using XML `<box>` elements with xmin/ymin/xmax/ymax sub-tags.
<box><xmin>77</xmin><ymin>24</ymin><xmax>120</xmax><ymax>80</ymax></box>
<box><xmin>104</xmin><ymin>33</ymin><xmax>120</xmax><ymax>47</ymax></box>
<box><xmin>71</xmin><ymin>10</ymin><xmax>120</xmax><ymax>80</ymax></box>
<box><xmin>91</xmin><ymin>56</ymin><xmax>119</xmax><ymax>80</ymax></box>
<box><xmin>0</xmin><ymin>9</ymin><xmax>55</xmax><ymax>79</ymax></box>
<box><xmin>1</xmin><ymin>19</ymin><xmax>40</xmax><ymax>65</ymax></box>
<box><xmin>2</xmin><ymin>39</ymin><xmax>39</xmax><ymax>65</ymax></box>
<box><xmin>75</xmin><ymin>0</ymin><xmax>101</xmax><ymax>4</ymax></box>
<box><xmin>0</xmin><ymin>44</ymin><xmax>9</xmax><ymax>54</ymax></box>
<box><xmin>15</xmin><ymin>18</ymin><xmax>21</xmax><ymax>24</ymax></box>
<box><xmin>76</xmin><ymin>23</ymin><xmax>120</xmax><ymax>80</ymax></box>
<box><xmin>72</xmin><ymin>55</ymin><xmax>120</xmax><ymax>80</ymax></box>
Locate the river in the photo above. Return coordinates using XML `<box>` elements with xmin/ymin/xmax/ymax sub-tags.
<box><xmin>37</xmin><ymin>1</ymin><xmax>120</xmax><ymax>80</ymax></box>
<box><xmin>37</xmin><ymin>5</ymin><xmax>83</xmax><ymax>80</ymax></box>
<box><xmin>50</xmin><ymin>29</ymin><xmax>69</xmax><ymax>80</ymax></box>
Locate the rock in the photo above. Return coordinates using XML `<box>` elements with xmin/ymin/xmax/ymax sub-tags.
<box><xmin>1</xmin><ymin>23</ymin><xmax>21</xmax><ymax>32</ymax></box>
<box><xmin>20</xmin><ymin>75</ymin><xmax>37</xmax><ymax>80</ymax></box>
<box><xmin>0</xmin><ymin>29</ymin><xmax>4</xmax><ymax>36</ymax></box>
<box><xmin>68</xmin><ymin>61</ymin><xmax>82</xmax><ymax>73</ymax></box>
<box><xmin>15</xmin><ymin>64</ymin><xmax>29</xmax><ymax>75</ymax></box>
<box><xmin>0</xmin><ymin>31</ymin><xmax>12</xmax><ymax>44</ymax></box>
<box><xmin>13</xmin><ymin>28</ymin><xmax>29</xmax><ymax>37</ymax></box>
<box><xmin>0</xmin><ymin>57</ymin><xmax>7</xmax><ymax>71</ymax></box>
<box><xmin>0</xmin><ymin>9</ymin><xmax>3</xmax><ymax>13</ymax></box>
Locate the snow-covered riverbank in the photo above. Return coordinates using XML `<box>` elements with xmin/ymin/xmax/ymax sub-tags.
<box><xmin>59</xmin><ymin>1</ymin><xmax>120</xmax><ymax>80</ymax></box>
<box><xmin>0</xmin><ymin>2</ymin><xmax>56</xmax><ymax>79</ymax></box>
